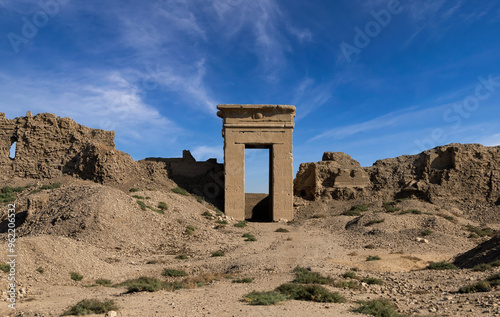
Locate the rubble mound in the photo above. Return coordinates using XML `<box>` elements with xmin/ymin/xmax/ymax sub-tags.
<box><xmin>453</xmin><ymin>234</ymin><xmax>500</xmax><ymax>268</ymax></box>
<box><xmin>295</xmin><ymin>144</ymin><xmax>500</xmax><ymax>222</ymax></box>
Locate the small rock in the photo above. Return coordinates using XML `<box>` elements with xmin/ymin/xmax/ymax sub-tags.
<box><xmin>105</xmin><ymin>311</ymin><xmax>117</xmax><ymax>317</ymax></box>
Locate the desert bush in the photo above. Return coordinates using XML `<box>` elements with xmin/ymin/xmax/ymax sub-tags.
<box><xmin>426</xmin><ymin>261</ymin><xmax>457</xmax><ymax>270</ymax></box>
<box><xmin>216</xmin><ymin>220</ymin><xmax>228</xmax><ymax>225</ymax></box>
<box><xmin>458</xmin><ymin>281</ymin><xmax>491</xmax><ymax>293</ymax></box>
<box><xmin>383</xmin><ymin>201</ymin><xmax>400</xmax><ymax>213</ymax></box>
<box><xmin>157</xmin><ymin>202</ymin><xmax>168</xmax><ymax>211</ymax></box>
<box><xmin>234</xmin><ymin>220</ymin><xmax>247</xmax><ymax>228</ymax></box>
<box><xmin>202</xmin><ymin>211</ymin><xmax>214</xmax><ymax>219</ymax></box>
<box><xmin>276</xmin><ymin>283</ymin><xmax>345</xmax><ymax>303</ymax></box>
<box><xmin>353</xmin><ymin>298</ymin><xmax>403</xmax><ymax>317</ymax></box>
<box><xmin>116</xmin><ymin>276</ymin><xmax>181</xmax><ymax>293</ymax></box>
<box><xmin>36</xmin><ymin>267</ymin><xmax>44</xmax><ymax>274</ymax></box>
<box><xmin>490</xmin><ymin>260</ymin><xmax>500</xmax><ymax>267</ymax></box>
<box><xmin>232</xmin><ymin>278</ymin><xmax>253</xmax><ymax>283</ymax></box>
<box><xmin>146</xmin><ymin>206</ymin><xmax>164</xmax><ymax>214</ymax></box>
<box><xmin>185</xmin><ymin>226</ymin><xmax>196</xmax><ymax>235</ymax></box>
<box><xmin>292</xmin><ymin>266</ymin><xmax>333</xmax><ymax>284</ymax></box>
<box><xmin>363</xmin><ymin>277</ymin><xmax>384</xmax><ymax>285</ymax></box>
<box><xmin>129</xmin><ymin>188</ymin><xmax>139</xmax><ymax>192</ymax></box>
<box><xmin>132</xmin><ymin>195</ymin><xmax>145</xmax><ymax>199</ymax></box>
<box><xmin>487</xmin><ymin>273</ymin><xmax>500</xmax><ymax>287</ymax></box>
<box><xmin>400</xmin><ymin>209</ymin><xmax>422</xmax><ymax>215</ymax></box>
<box><xmin>0</xmin><ymin>192</ymin><xmax>16</xmax><ymax>204</ymax></box>
<box><xmin>195</xmin><ymin>196</ymin><xmax>204</xmax><ymax>203</ymax></box>
<box><xmin>41</xmin><ymin>183</ymin><xmax>61</xmax><ymax>190</ymax></box>
<box><xmin>0</xmin><ymin>263</ymin><xmax>10</xmax><ymax>273</ymax></box>
<box><xmin>364</xmin><ymin>244</ymin><xmax>376</xmax><ymax>249</ymax></box>
<box><xmin>175</xmin><ymin>254</ymin><xmax>188</xmax><ymax>260</ymax></box>
<box><xmin>275</xmin><ymin>227</ymin><xmax>289</xmax><ymax>233</ymax></box>
<box><xmin>162</xmin><ymin>268</ymin><xmax>188</xmax><ymax>277</ymax></box>
<box><xmin>172</xmin><ymin>187</ymin><xmax>188</xmax><ymax>195</ymax></box>
<box><xmin>421</xmin><ymin>229</ymin><xmax>433</xmax><ymax>236</ymax></box>
<box><xmin>70</xmin><ymin>272</ymin><xmax>83</xmax><ymax>281</ymax></box>
<box><xmin>366</xmin><ymin>255</ymin><xmax>381</xmax><ymax>261</ymax></box>
<box><xmin>334</xmin><ymin>280</ymin><xmax>360</xmax><ymax>290</ymax></box>
<box><xmin>96</xmin><ymin>279</ymin><xmax>112</xmax><ymax>286</ymax></box>
<box><xmin>350</xmin><ymin>204</ymin><xmax>368</xmax><ymax>212</ymax></box>
<box><xmin>136</xmin><ymin>200</ymin><xmax>146</xmax><ymax>211</ymax></box>
<box><xmin>473</xmin><ymin>264</ymin><xmax>492</xmax><ymax>272</ymax></box>
<box><xmin>212</xmin><ymin>251</ymin><xmax>224</xmax><ymax>257</ymax></box>
<box><xmin>214</xmin><ymin>209</ymin><xmax>224</xmax><ymax>216</ymax></box>
<box><xmin>62</xmin><ymin>299</ymin><xmax>118</xmax><ymax>316</ymax></box>
<box><xmin>443</xmin><ymin>215</ymin><xmax>454</xmax><ymax>222</ymax></box>
<box><xmin>342</xmin><ymin>271</ymin><xmax>358</xmax><ymax>279</ymax></box>
<box><xmin>243</xmin><ymin>233</ymin><xmax>257</xmax><ymax>242</ymax></box>
<box><xmin>243</xmin><ymin>291</ymin><xmax>287</xmax><ymax>305</ymax></box>
<box><xmin>465</xmin><ymin>225</ymin><xmax>495</xmax><ymax>237</ymax></box>
<box><xmin>365</xmin><ymin>219</ymin><xmax>385</xmax><ymax>226</ymax></box>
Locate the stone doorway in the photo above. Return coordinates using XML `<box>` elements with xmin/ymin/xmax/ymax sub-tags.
<box><xmin>217</xmin><ymin>104</ymin><xmax>295</xmax><ymax>221</ymax></box>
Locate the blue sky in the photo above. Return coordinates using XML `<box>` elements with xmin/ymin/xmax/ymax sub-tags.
<box><xmin>1</xmin><ymin>0</ymin><xmax>500</xmax><ymax>193</ymax></box>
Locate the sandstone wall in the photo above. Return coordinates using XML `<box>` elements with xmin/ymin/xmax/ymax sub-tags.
<box><xmin>294</xmin><ymin>144</ymin><xmax>500</xmax><ymax>210</ymax></box>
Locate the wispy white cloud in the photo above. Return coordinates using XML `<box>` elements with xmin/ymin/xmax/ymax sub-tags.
<box><xmin>191</xmin><ymin>145</ymin><xmax>223</xmax><ymax>162</ymax></box>
<box><xmin>293</xmin><ymin>77</ymin><xmax>334</xmax><ymax>120</ymax></box>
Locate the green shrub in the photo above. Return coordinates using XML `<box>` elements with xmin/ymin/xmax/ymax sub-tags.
<box><xmin>129</xmin><ymin>188</ymin><xmax>139</xmax><ymax>192</ymax></box>
<box><xmin>172</xmin><ymin>187</ymin><xmax>188</xmax><ymax>195</ymax></box>
<box><xmin>342</xmin><ymin>271</ymin><xmax>358</xmax><ymax>279</ymax></box>
<box><xmin>132</xmin><ymin>195</ymin><xmax>145</xmax><ymax>199</ymax></box>
<box><xmin>487</xmin><ymin>273</ymin><xmax>500</xmax><ymax>287</ymax></box>
<box><xmin>353</xmin><ymin>298</ymin><xmax>403</xmax><ymax>317</ymax></box>
<box><xmin>70</xmin><ymin>272</ymin><xmax>83</xmax><ymax>281</ymax></box>
<box><xmin>459</xmin><ymin>281</ymin><xmax>491</xmax><ymax>293</ymax></box>
<box><xmin>292</xmin><ymin>266</ymin><xmax>333</xmax><ymax>284</ymax></box>
<box><xmin>202</xmin><ymin>211</ymin><xmax>214</xmax><ymax>219</ymax></box>
<box><xmin>158</xmin><ymin>202</ymin><xmax>168</xmax><ymax>211</ymax></box>
<box><xmin>185</xmin><ymin>226</ymin><xmax>196</xmax><ymax>235</ymax></box>
<box><xmin>96</xmin><ymin>279</ymin><xmax>112</xmax><ymax>286</ymax></box>
<box><xmin>275</xmin><ymin>228</ymin><xmax>289</xmax><ymax>233</ymax></box>
<box><xmin>162</xmin><ymin>268</ymin><xmax>188</xmax><ymax>277</ymax></box>
<box><xmin>146</xmin><ymin>206</ymin><xmax>164</xmax><ymax>214</ymax></box>
<box><xmin>243</xmin><ymin>291</ymin><xmax>287</xmax><ymax>305</ymax></box>
<box><xmin>366</xmin><ymin>255</ymin><xmax>381</xmax><ymax>261</ymax></box>
<box><xmin>137</xmin><ymin>200</ymin><xmax>146</xmax><ymax>211</ymax></box>
<box><xmin>363</xmin><ymin>277</ymin><xmax>384</xmax><ymax>285</ymax></box>
<box><xmin>421</xmin><ymin>229</ymin><xmax>433</xmax><ymax>236</ymax></box>
<box><xmin>276</xmin><ymin>283</ymin><xmax>345</xmax><ymax>303</ymax></box>
<box><xmin>490</xmin><ymin>260</ymin><xmax>500</xmax><ymax>267</ymax></box>
<box><xmin>216</xmin><ymin>220</ymin><xmax>228</xmax><ymax>225</ymax></box>
<box><xmin>364</xmin><ymin>244</ymin><xmax>376</xmax><ymax>249</ymax></box>
<box><xmin>233</xmin><ymin>277</ymin><xmax>254</xmax><ymax>283</ymax></box>
<box><xmin>383</xmin><ymin>201</ymin><xmax>400</xmax><ymax>213</ymax></box>
<box><xmin>443</xmin><ymin>215</ymin><xmax>454</xmax><ymax>222</ymax></box>
<box><xmin>426</xmin><ymin>261</ymin><xmax>457</xmax><ymax>270</ymax></box>
<box><xmin>400</xmin><ymin>209</ymin><xmax>422</xmax><ymax>215</ymax></box>
<box><xmin>350</xmin><ymin>204</ymin><xmax>368</xmax><ymax>212</ymax></box>
<box><xmin>41</xmin><ymin>183</ymin><xmax>61</xmax><ymax>190</ymax></box>
<box><xmin>0</xmin><ymin>192</ymin><xmax>16</xmax><ymax>204</ymax></box>
<box><xmin>195</xmin><ymin>196</ymin><xmax>204</xmax><ymax>203</ymax></box>
<box><xmin>215</xmin><ymin>209</ymin><xmax>224</xmax><ymax>216</ymax></box>
<box><xmin>0</xmin><ymin>263</ymin><xmax>10</xmax><ymax>273</ymax></box>
<box><xmin>465</xmin><ymin>225</ymin><xmax>495</xmax><ymax>237</ymax></box>
<box><xmin>243</xmin><ymin>233</ymin><xmax>257</xmax><ymax>242</ymax></box>
<box><xmin>36</xmin><ymin>267</ymin><xmax>44</xmax><ymax>274</ymax></box>
<box><xmin>365</xmin><ymin>219</ymin><xmax>385</xmax><ymax>226</ymax></box>
<box><xmin>234</xmin><ymin>220</ymin><xmax>247</xmax><ymax>228</ymax></box>
<box><xmin>212</xmin><ymin>251</ymin><xmax>224</xmax><ymax>257</ymax></box>
<box><xmin>116</xmin><ymin>276</ymin><xmax>182</xmax><ymax>293</ymax></box>
<box><xmin>342</xmin><ymin>210</ymin><xmax>362</xmax><ymax>216</ymax></box>
<box><xmin>62</xmin><ymin>299</ymin><xmax>118</xmax><ymax>316</ymax></box>
<box><xmin>175</xmin><ymin>254</ymin><xmax>188</xmax><ymax>260</ymax></box>
<box><xmin>473</xmin><ymin>264</ymin><xmax>492</xmax><ymax>272</ymax></box>
<box><xmin>334</xmin><ymin>280</ymin><xmax>360</xmax><ymax>290</ymax></box>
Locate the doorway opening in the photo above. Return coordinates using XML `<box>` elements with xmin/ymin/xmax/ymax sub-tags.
<box><xmin>244</xmin><ymin>145</ymin><xmax>272</xmax><ymax>221</ymax></box>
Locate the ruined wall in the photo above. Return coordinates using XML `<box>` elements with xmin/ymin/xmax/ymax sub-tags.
<box><xmin>143</xmin><ymin>150</ymin><xmax>224</xmax><ymax>207</ymax></box>
<box><xmin>0</xmin><ymin>112</ymin><xmax>138</xmax><ymax>183</ymax></box>
<box><xmin>294</xmin><ymin>144</ymin><xmax>500</xmax><ymax>210</ymax></box>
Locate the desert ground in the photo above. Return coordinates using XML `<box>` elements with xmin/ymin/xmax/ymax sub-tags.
<box><xmin>1</xmin><ymin>175</ymin><xmax>499</xmax><ymax>317</ymax></box>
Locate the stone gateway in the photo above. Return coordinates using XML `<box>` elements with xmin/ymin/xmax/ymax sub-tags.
<box><xmin>217</xmin><ymin>104</ymin><xmax>295</xmax><ymax>221</ymax></box>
